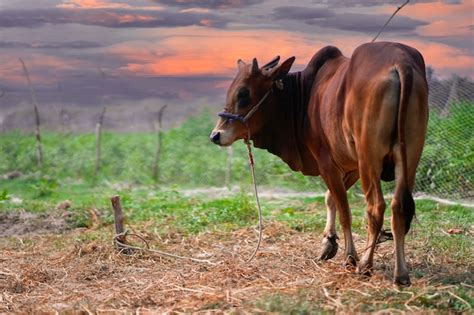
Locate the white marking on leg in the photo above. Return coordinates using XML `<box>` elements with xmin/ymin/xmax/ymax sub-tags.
<box><xmin>324</xmin><ymin>190</ymin><xmax>337</xmax><ymax>238</ymax></box>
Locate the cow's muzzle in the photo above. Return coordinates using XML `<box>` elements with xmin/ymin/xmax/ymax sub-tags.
<box><xmin>209</xmin><ymin>131</ymin><xmax>221</xmax><ymax>145</ymax></box>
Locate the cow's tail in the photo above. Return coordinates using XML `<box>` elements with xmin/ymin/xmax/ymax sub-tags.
<box><xmin>395</xmin><ymin>65</ymin><xmax>415</xmax><ymax>234</ymax></box>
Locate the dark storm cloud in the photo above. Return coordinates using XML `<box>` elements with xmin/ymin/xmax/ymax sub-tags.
<box><xmin>151</xmin><ymin>0</ymin><xmax>263</xmax><ymax>9</ymax></box>
<box><xmin>0</xmin><ymin>74</ymin><xmax>228</xmax><ymax>110</ymax></box>
<box><xmin>0</xmin><ymin>40</ymin><xmax>103</xmax><ymax>49</ymax></box>
<box><xmin>313</xmin><ymin>0</ymin><xmax>462</xmax><ymax>7</ymax></box>
<box><xmin>422</xmin><ymin>35</ymin><xmax>474</xmax><ymax>54</ymax></box>
<box><xmin>272</xmin><ymin>6</ymin><xmax>334</xmax><ymax>20</ymax></box>
<box><xmin>0</xmin><ymin>8</ymin><xmax>228</xmax><ymax>29</ymax></box>
<box><xmin>307</xmin><ymin>13</ymin><xmax>428</xmax><ymax>33</ymax></box>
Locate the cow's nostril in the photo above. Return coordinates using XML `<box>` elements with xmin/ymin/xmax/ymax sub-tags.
<box><xmin>210</xmin><ymin>131</ymin><xmax>221</xmax><ymax>144</ymax></box>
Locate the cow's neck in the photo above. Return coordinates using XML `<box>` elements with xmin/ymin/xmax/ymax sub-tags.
<box><xmin>251</xmin><ymin>71</ymin><xmax>319</xmax><ymax>176</ymax></box>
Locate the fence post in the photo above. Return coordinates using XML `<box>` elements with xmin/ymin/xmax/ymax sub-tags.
<box><xmin>94</xmin><ymin>107</ymin><xmax>106</xmax><ymax>177</ymax></box>
<box><xmin>152</xmin><ymin>104</ymin><xmax>167</xmax><ymax>183</ymax></box>
<box><xmin>19</xmin><ymin>58</ymin><xmax>43</xmax><ymax>169</ymax></box>
<box><xmin>59</xmin><ymin>108</ymin><xmax>71</xmax><ymax>135</ymax></box>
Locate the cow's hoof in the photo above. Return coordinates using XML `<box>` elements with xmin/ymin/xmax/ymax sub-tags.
<box><xmin>377</xmin><ymin>229</ymin><xmax>393</xmax><ymax>244</ymax></box>
<box><xmin>394</xmin><ymin>275</ymin><xmax>411</xmax><ymax>287</ymax></box>
<box><xmin>356</xmin><ymin>261</ymin><xmax>372</xmax><ymax>276</ymax></box>
<box><xmin>344</xmin><ymin>255</ymin><xmax>358</xmax><ymax>270</ymax></box>
<box><xmin>319</xmin><ymin>235</ymin><xmax>339</xmax><ymax>260</ymax></box>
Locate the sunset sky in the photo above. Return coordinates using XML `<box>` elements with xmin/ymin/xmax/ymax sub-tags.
<box><xmin>0</xmin><ymin>0</ymin><xmax>472</xmax><ymax>113</ymax></box>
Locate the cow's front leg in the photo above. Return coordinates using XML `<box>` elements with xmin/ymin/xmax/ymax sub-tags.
<box><xmin>321</xmin><ymin>171</ymin><xmax>359</xmax><ymax>267</ymax></box>
<box><xmin>319</xmin><ymin>190</ymin><xmax>339</xmax><ymax>260</ymax></box>
<box><xmin>319</xmin><ymin>171</ymin><xmax>359</xmax><ymax>262</ymax></box>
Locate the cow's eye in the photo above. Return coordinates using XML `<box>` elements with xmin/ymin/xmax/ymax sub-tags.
<box><xmin>237</xmin><ymin>87</ymin><xmax>251</xmax><ymax>108</ymax></box>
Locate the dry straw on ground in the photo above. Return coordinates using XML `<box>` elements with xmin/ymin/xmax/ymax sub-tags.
<box><xmin>0</xmin><ymin>220</ymin><xmax>472</xmax><ymax>313</ymax></box>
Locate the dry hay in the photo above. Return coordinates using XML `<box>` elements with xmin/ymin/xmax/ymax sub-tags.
<box><xmin>0</xmin><ymin>221</ymin><xmax>472</xmax><ymax>314</ymax></box>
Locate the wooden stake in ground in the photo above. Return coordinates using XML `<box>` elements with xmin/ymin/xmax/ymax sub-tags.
<box><xmin>94</xmin><ymin>106</ymin><xmax>106</xmax><ymax>177</ymax></box>
<box><xmin>111</xmin><ymin>195</ymin><xmax>130</xmax><ymax>253</ymax></box>
<box><xmin>19</xmin><ymin>58</ymin><xmax>43</xmax><ymax>168</ymax></box>
<box><xmin>152</xmin><ymin>104</ymin><xmax>167</xmax><ymax>182</ymax></box>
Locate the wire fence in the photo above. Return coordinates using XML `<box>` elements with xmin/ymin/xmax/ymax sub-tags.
<box><xmin>414</xmin><ymin>72</ymin><xmax>473</xmax><ymax>201</ymax></box>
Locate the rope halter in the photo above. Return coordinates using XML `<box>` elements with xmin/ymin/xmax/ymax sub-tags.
<box><xmin>218</xmin><ymin>79</ymin><xmax>283</xmax><ymax>124</ymax></box>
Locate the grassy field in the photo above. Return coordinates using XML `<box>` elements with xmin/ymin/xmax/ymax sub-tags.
<box><xmin>1</xmin><ymin>103</ymin><xmax>472</xmax><ymax>197</ymax></box>
<box><xmin>0</xmin><ymin>104</ymin><xmax>473</xmax><ymax>312</ymax></box>
<box><xmin>0</xmin><ymin>179</ymin><xmax>472</xmax><ymax>313</ymax></box>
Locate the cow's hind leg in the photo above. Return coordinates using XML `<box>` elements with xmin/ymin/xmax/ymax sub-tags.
<box><xmin>390</xmin><ymin>181</ymin><xmax>414</xmax><ymax>286</ymax></box>
<box><xmin>320</xmin><ymin>171</ymin><xmax>359</xmax><ymax>261</ymax></box>
<box><xmin>391</xmin><ymin>138</ymin><xmax>422</xmax><ymax>285</ymax></box>
<box><xmin>357</xmin><ymin>159</ymin><xmax>386</xmax><ymax>276</ymax></box>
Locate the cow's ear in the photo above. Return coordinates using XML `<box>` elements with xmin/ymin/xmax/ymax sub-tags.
<box><xmin>267</xmin><ymin>56</ymin><xmax>295</xmax><ymax>80</ymax></box>
<box><xmin>237</xmin><ymin>59</ymin><xmax>246</xmax><ymax>72</ymax></box>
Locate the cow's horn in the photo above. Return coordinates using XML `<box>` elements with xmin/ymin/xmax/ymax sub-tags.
<box><xmin>251</xmin><ymin>58</ymin><xmax>259</xmax><ymax>74</ymax></box>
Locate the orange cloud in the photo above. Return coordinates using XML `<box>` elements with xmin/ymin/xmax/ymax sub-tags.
<box><xmin>57</xmin><ymin>0</ymin><xmax>164</xmax><ymax>10</ymax></box>
<box><xmin>113</xmin><ymin>28</ymin><xmax>329</xmax><ymax>77</ymax></box>
<box><xmin>418</xmin><ymin>19</ymin><xmax>471</xmax><ymax>37</ymax></box>
<box><xmin>402</xmin><ymin>39</ymin><xmax>474</xmax><ymax>76</ymax></box>
<box><xmin>111</xmin><ymin>27</ymin><xmax>472</xmax><ymax>79</ymax></box>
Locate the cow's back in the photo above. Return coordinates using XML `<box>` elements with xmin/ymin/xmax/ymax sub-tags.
<box><xmin>346</xmin><ymin>42</ymin><xmax>427</xmax><ymax>94</ymax></box>
<box><xmin>344</xmin><ymin>42</ymin><xmax>428</xmax><ymax>140</ymax></box>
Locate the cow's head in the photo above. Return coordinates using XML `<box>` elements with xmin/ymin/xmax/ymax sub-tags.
<box><xmin>209</xmin><ymin>56</ymin><xmax>295</xmax><ymax>146</ymax></box>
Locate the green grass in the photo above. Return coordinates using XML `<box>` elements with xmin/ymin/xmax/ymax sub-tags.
<box><xmin>1</xmin><ymin>177</ymin><xmax>471</xmax><ymax>239</ymax></box>
<box><xmin>0</xmin><ymin>110</ymin><xmax>319</xmax><ymax>191</ymax></box>
<box><xmin>1</xmin><ymin>104</ymin><xmax>472</xmax><ymax>198</ymax></box>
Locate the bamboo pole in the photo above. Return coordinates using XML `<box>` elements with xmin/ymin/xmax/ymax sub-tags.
<box><xmin>152</xmin><ymin>104</ymin><xmax>167</xmax><ymax>182</ymax></box>
<box><xmin>19</xmin><ymin>58</ymin><xmax>43</xmax><ymax>168</ymax></box>
<box><xmin>94</xmin><ymin>106</ymin><xmax>106</xmax><ymax>177</ymax></box>
<box><xmin>371</xmin><ymin>0</ymin><xmax>409</xmax><ymax>42</ymax></box>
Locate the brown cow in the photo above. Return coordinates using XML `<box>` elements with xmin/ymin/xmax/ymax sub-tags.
<box><xmin>210</xmin><ymin>41</ymin><xmax>428</xmax><ymax>285</ymax></box>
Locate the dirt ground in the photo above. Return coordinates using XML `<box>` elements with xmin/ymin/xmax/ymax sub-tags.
<box><xmin>1</xmin><ymin>213</ymin><xmax>472</xmax><ymax>314</ymax></box>
<box><xmin>0</xmin><ymin>212</ymin><xmax>68</xmax><ymax>238</ymax></box>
